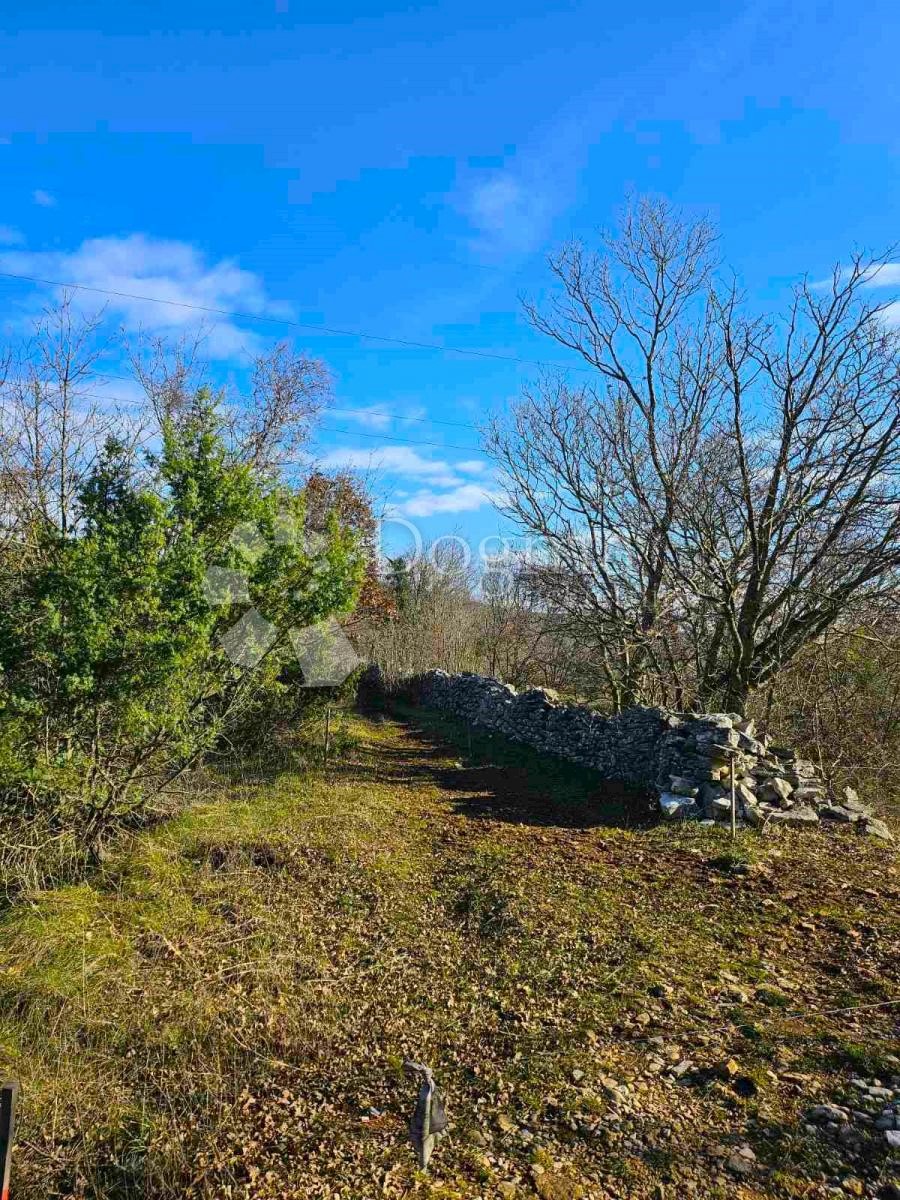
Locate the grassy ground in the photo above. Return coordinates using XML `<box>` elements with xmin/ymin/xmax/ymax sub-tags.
<box><xmin>1</xmin><ymin>710</ymin><xmax>899</xmax><ymax>1199</ymax></box>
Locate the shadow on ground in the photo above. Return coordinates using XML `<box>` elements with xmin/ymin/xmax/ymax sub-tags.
<box><xmin>358</xmin><ymin>703</ymin><xmax>656</xmax><ymax>831</ymax></box>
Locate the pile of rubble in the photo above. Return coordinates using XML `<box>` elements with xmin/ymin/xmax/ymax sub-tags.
<box><xmin>656</xmin><ymin>712</ymin><xmax>892</xmax><ymax>839</ymax></box>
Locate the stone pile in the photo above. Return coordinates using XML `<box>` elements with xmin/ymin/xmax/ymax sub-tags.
<box><xmin>654</xmin><ymin>711</ymin><xmax>891</xmax><ymax>839</ymax></box>
<box><xmin>381</xmin><ymin>669</ymin><xmax>892</xmax><ymax>841</ymax></box>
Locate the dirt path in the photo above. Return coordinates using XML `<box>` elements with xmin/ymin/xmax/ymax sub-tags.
<box><xmin>2</xmin><ymin>712</ymin><xmax>899</xmax><ymax>1199</ymax></box>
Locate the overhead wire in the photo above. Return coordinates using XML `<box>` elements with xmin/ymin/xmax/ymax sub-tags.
<box><xmin>4</xmin><ymin>384</ymin><xmax>484</xmax><ymax>453</ymax></box>
<box><xmin>0</xmin><ymin>268</ymin><xmax>593</xmax><ymax>374</ymax></box>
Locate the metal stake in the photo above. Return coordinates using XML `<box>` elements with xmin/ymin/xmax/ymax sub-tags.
<box><xmin>324</xmin><ymin>704</ymin><xmax>331</xmax><ymax>767</ymax></box>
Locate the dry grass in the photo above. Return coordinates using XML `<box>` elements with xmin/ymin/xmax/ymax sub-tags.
<box><xmin>1</xmin><ymin>710</ymin><xmax>899</xmax><ymax>1198</ymax></box>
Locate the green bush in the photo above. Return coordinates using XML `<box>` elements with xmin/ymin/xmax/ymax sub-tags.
<box><xmin>0</xmin><ymin>392</ymin><xmax>365</xmax><ymax>888</ymax></box>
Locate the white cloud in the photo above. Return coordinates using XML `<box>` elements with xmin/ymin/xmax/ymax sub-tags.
<box><xmin>333</xmin><ymin>404</ymin><xmax>393</xmax><ymax>430</ymax></box>
<box><xmin>332</xmin><ymin>402</ymin><xmax>432</xmax><ymax>432</ymax></box>
<box><xmin>317</xmin><ymin>445</ymin><xmax>466</xmax><ymax>488</ymax></box>
<box><xmin>393</xmin><ymin>482</ymin><xmax>502</xmax><ymax>518</ymax></box>
<box><xmin>813</xmin><ymin>262</ymin><xmax>900</xmax><ymax>291</ymax></box>
<box><xmin>0</xmin><ymin>233</ymin><xmax>284</xmax><ymax>360</ymax></box>
<box><xmin>33</xmin><ymin>189</ymin><xmax>56</xmax><ymax>208</ymax></box>
<box><xmin>862</xmin><ymin>263</ymin><xmax>900</xmax><ymax>288</ymax></box>
<box><xmin>462</xmin><ymin>169</ymin><xmax>556</xmax><ymax>258</ymax></box>
<box><xmin>317</xmin><ymin>445</ymin><xmax>498</xmax><ymax>517</ymax></box>
<box><xmin>0</xmin><ymin>225</ymin><xmax>24</xmax><ymax>246</ymax></box>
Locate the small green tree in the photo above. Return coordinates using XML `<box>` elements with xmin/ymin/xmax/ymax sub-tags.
<box><xmin>0</xmin><ymin>391</ymin><xmax>365</xmax><ymax>866</ymax></box>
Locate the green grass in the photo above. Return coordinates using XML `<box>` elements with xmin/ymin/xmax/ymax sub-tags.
<box><xmin>1</xmin><ymin>712</ymin><xmax>899</xmax><ymax>1198</ymax></box>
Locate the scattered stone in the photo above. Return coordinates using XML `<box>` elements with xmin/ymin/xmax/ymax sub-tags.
<box><xmin>838</xmin><ymin>1126</ymin><xmax>863</xmax><ymax>1146</ymax></box>
<box><xmin>769</xmin><ymin>806</ymin><xmax>820</xmax><ymax>825</ymax></box>
<box><xmin>842</xmin><ymin>1178</ymin><xmax>865</xmax><ymax>1196</ymax></box>
<box><xmin>727</xmin><ymin>1151</ymin><xmax>754</xmax><ymax>1177</ymax></box>
<box><xmin>769</xmin><ymin>745</ymin><xmax>795</xmax><ymax>760</ymax></box>
<box><xmin>863</xmin><ymin>818</ymin><xmax>895</xmax><ymax>842</ymax></box>
<box><xmin>887</xmin><ymin>1130</ymin><xmax>900</xmax><ymax>1149</ymax></box>
<box><xmin>807</xmin><ymin>1105</ymin><xmax>851</xmax><ymax>1125</ymax></box>
<box><xmin>499</xmin><ymin>1184</ymin><xmax>518</xmax><ymax>1199</ymax></box>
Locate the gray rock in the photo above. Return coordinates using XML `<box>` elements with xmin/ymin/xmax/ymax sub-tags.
<box><xmin>769</xmin><ymin>806</ymin><xmax>820</xmax><ymax>825</ymax></box>
<box><xmin>735</xmin><ymin>781</ymin><xmax>758</xmax><ymax>806</ymax></box>
<box><xmin>806</xmin><ymin>1104</ymin><xmax>851</xmax><ymax>1124</ymax></box>
<box><xmin>820</xmin><ymin>805</ymin><xmax>860</xmax><ymax>822</ymax></box>
<box><xmin>736</xmin><ymin>731</ymin><xmax>767</xmax><ymax>756</ymax></box>
<box><xmin>727</xmin><ymin>1152</ymin><xmax>754</xmax><ymax>1176</ymax></box>
<box><xmin>659</xmin><ymin>793</ymin><xmax>696</xmax><ymax>820</ymax></box>
<box><xmin>793</xmin><ymin>786</ymin><xmax>826</xmax><ymax>803</ymax></box>
<box><xmin>699</xmin><ymin>715</ymin><xmax>735</xmax><ymax>730</ymax></box>
<box><xmin>669</xmin><ymin>776</ymin><xmax>700</xmax><ymax>797</ymax></box>
<box><xmin>886</xmin><ymin>1129</ymin><xmax>900</xmax><ymax>1149</ymax></box>
<box><xmin>758</xmin><ymin>777</ymin><xmax>794</xmax><ymax>803</ymax></box>
<box><xmin>862</xmin><ymin>817</ymin><xmax>894</xmax><ymax>842</ymax></box>
<box><xmin>768</xmin><ymin>745</ymin><xmax>796</xmax><ymax>761</ymax></box>
<box><xmin>792</xmin><ymin>759</ymin><xmax>819</xmax><ymax>779</ymax></box>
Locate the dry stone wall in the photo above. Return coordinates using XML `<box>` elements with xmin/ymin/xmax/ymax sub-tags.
<box><xmin>382</xmin><ymin>669</ymin><xmax>892</xmax><ymax>840</ymax></box>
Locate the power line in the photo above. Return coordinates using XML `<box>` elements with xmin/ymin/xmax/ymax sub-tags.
<box><xmin>0</xmin><ymin>268</ymin><xmax>591</xmax><ymax>374</ymax></box>
<box><xmin>71</xmin><ymin>376</ymin><xmax>482</xmax><ymax>434</ymax></box>
<box><xmin>9</xmin><ymin>383</ymin><xmax>484</xmax><ymax>451</ymax></box>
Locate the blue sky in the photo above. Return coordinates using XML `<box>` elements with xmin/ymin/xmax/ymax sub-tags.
<box><xmin>2</xmin><ymin>0</ymin><xmax>899</xmax><ymax>559</ymax></box>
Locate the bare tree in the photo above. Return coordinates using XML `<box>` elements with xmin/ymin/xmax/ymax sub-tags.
<box><xmin>0</xmin><ymin>295</ymin><xmax>126</xmax><ymax>540</ymax></box>
<box><xmin>487</xmin><ymin>198</ymin><xmax>900</xmax><ymax>713</ymax></box>
<box><xmin>477</xmin><ymin>558</ymin><xmax>553</xmax><ymax>685</ymax></box>
<box><xmin>129</xmin><ymin>334</ymin><xmax>330</xmax><ymax>475</ymax></box>
<box><xmin>366</xmin><ymin>542</ymin><xmax>481</xmax><ymax>680</ymax></box>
